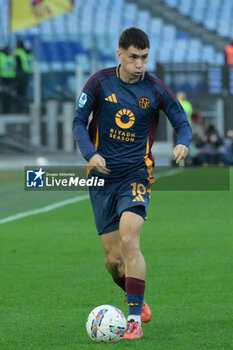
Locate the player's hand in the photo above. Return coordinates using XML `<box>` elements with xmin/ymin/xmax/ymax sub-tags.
<box><xmin>89</xmin><ymin>154</ymin><xmax>111</xmax><ymax>175</ymax></box>
<box><xmin>173</xmin><ymin>144</ymin><xmax>189</xmax><ymax>164</ymax></box>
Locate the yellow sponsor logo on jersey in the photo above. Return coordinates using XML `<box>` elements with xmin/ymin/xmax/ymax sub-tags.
<box><xmin>139</xmin><ymin>96</ymin><xmax>151</xmax><ymax>109</ymax></box>
<box><xmin>115</xmin><ymin>109</ymin><xmax>135</xmax><ymax>129</ymax></box>
<box><xmin>109</xmin><ymin>128</ymin><xmax>135</xmax><ymax>142</ymax></box>
<box><xmin>105</xmin><ymin>93</ymin><xmax>118</xmax><ymax>103</ymax></box>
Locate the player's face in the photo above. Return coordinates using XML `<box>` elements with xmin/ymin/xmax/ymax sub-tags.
<box><xmin>117</xmin><ymin>45</ymin><xmax>149</xmax><ymax>83</ymax></box>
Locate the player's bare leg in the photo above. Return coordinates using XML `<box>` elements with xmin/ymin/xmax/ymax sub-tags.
<box><xmin>119</xmin><ymin>212</ymin><xmax>145</xmax><ymax>280</ymax></box>
<box><xmin>100</xmin><ymin>222</ymin><xmax>151</xmax><ymax>334</ymax></box>
<box><xmin>119</xmin><ymin>211</ymin><xmax>151</xmax><ymax>339</ymax></box>
<box><xmin>100</xmin><ymin>230</ymin><xmax>125</xmax><ymax>279</ymax></box>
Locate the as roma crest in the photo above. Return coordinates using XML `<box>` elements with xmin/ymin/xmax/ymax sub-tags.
<box><xmin>138</xmin><ymin>97</ymin><xmax>151</xmax><ymax>109</ymax></box>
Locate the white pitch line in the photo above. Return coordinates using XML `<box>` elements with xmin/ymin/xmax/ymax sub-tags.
<box><xmin>155</xmin><ymin>168</ymin><xmax>183</xmax><ymax>179</ymax></box>
<box><xmin>0</xmin><ymin>194</ymin><xmax>89</xmax><ymax>225</ymax></box>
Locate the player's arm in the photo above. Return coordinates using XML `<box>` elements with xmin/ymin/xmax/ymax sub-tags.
<box><xmin>72</xmin><ymin>94</ymin><xmax>97</xmax><ymax>162</ymax></box>
<box><xmin>73</xmin><ymin>113</ymin><xmax>110</xmax><ymax>174</ymax></box>
<box><xmin>158</xmin><ymin>86</ymin><xmax>192</xmax><ymax>164</ymax></box>
<box><xmin>72</xmin><ymin>82</ymin><xmax>110</xmax><ymax>174</ymax></box>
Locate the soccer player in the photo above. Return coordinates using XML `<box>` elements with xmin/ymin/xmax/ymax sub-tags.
<box><xmin>73</xmin><ymin>27</ymin><xmax>191</xmax><ymax>340</ymax></box>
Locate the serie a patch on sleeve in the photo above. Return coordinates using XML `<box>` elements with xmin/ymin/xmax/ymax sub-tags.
<box><xmin>78</xmin><ymin>92</ymin><xmax>87</xmax><ymax>108</ymax></box>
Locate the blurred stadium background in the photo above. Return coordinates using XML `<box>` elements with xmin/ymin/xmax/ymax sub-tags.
<box><xmin>0</xmin><ymin>0</ymin><xmax>233</xmax><ymax>166</ymax></box>
<box><xmin>1</xmin><ymin>3</ymin><xmax>233</xmax><ymax>349</ymax></box>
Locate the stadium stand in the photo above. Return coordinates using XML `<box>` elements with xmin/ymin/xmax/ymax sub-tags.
<box><xmin>156</xmin><ymin>0</ymin><xmax>233</xmax><ymax>39</ymax></box>
<box><xmin>0</xmin><ymin>0</ymin><xmax>227</xmax><ymax>73</ymax></box>
<box><xmin>1</xmin><ymin>0</ymin><xmax>233</xmax><ymax>155</ymax></box>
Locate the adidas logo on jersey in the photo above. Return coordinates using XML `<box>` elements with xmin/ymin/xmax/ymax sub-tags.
<box><xmin>105</xmin><ymin>93</ymin><xmax>118</xmax><ymax>103</ymax></box>
<box><xmin>133</xmin><ymin>194</ymin><xmax>145</xmax><ymax>202</ymax></box>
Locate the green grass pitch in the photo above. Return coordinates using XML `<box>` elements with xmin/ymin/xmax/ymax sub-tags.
<box><xmin>0</xmin><ymin>169</ymin><xmax>232</xmax><ymax>350</ymax></box>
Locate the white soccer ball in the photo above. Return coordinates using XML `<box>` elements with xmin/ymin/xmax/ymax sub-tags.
<box><xmin>86</xmin><ymin>305</ymin><xmax>126</xmax><ymax>343</ymax></box>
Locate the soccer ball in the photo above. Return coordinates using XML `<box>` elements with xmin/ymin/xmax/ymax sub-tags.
<box><xmin>86</xmin><ymin>305</ymin><xmax>126</xmax><ymax>343</ymax></box>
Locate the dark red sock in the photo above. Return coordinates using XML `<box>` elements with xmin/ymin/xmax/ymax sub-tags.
<box><xmin>125</xmin><ymin>277</ymin><xmax>145</xmax><ymax>317</ymax></box>
<box><xmin>125</xmin><ymin>277</ymin><xmax>145</xmax><ymax>295</ymax></box>
<box><xmin>113</xmin><ymin>274</ymin><xmax>126</xmax><ymax>292</ymax></box>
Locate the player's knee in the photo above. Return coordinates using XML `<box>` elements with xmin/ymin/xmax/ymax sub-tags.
<box><xmin>120</xmin><ymin>233</ymin><xmax>139</xmax><ymax>257</ymax></box>
<box><xmin>120</xmin><ymin>233</ymin><xmax>132</xmax><ymax>248</ymax></box>
<box><xmin>105</xmin><ymin>252</ymin><xmax>124</xmax><ymax>272</ymax></box>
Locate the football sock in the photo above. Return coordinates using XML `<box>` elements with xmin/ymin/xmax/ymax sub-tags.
<box><xmin>127</xmin><ymin>315</ymin><xmax>141</xmax><ymax>324</ymax></box>
<box><xmin>113</xmin><ymin>274</ymin><xmax>126</xmax><ymax>292</ymax></box>
<box><xmin>125</xmin><ymin>277</ymin><xmax>145</xmax><ymax>326</ymax></box>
